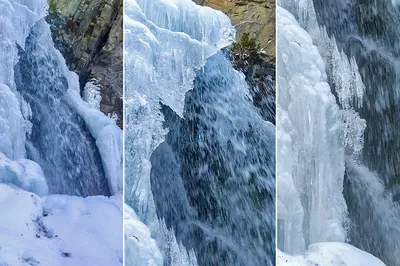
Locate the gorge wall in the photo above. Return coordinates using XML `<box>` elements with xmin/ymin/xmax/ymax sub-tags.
<box><xmin>46</xmin><ymin>0</ymin><xmax>123</xmax><ymax>127</ymax></box>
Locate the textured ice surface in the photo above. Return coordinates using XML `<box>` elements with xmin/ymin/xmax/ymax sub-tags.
<box><xmin>0</xmin><ymin>184</ymin><xmax>122</xmax><ymax>266</ymax></box>
<box><xmin>277</xmin><ymin>6</ymin><xmax>347</xmax><ymax>252</ymax></box>
<box><xmin>305</xmin><ymin>5</ymin><xmax>400</xmax><ymax>264</ymax></box>
<box><xmin>124</xmin><ymin>0</ymin><xmax>234</xmax><ymax>226</ymax></box>
<box><xmin>124</xmin><ymin>0</ymin><xmax>236</xmax><ymax>264</ymax></box>
<box><xmin>0</xmin><ymin>152</ymin><xmax>48</xmax><ymax>196</ymax></box>
<box><xmin>125</xmin><ymin>0</ymin><xmax>234</xmax><ymax>221</ymax></box>
<box><xmin>83</xmin><ymin>80</ymin><xmax>102</xmax><ymax>110</ymax></box>
<box><xmin>67</xmin><ymin>73</ymin><xmax>123</xmax><ymax>195</ymax></box>
<box><xmin>277</xmin><ymin>243</ymin><xmax>386</xmax><ymax>266</ymax></box>
<box><xmin>0</xmin><ymin>84</ymin><xmax>27</xmax><ymax>160</ymax></box>
<box><xmin>277</xmin><ymin>2</ymin><xmax>394</xmax><ymax>265</ymax></box>
<box><xmin>280</xmin><ymin>0</ymin><xmax>366</xmax><ymax>156</ymax></box>
<box><xmin>0</xmin><ymin>0</ymin><xmax>47</xmax><ymax>161</ymax></box>
<box><xmin>0</xmin><ymin>0</ymin><xmax>49</xmax><ymax>198</ymax></box>
<box><xmin>1</xmin><ymin>0</ymin><xmax>122</xmax><ymax>196</ymax></box>
<box><xmin>125</xmin><ymin>204</ymin><xmax>163</xmax><ymax>266</ymax></box>
<box><xmin>14</xmin><ymin>17</ymin><xmax>117</xmax><ymax>196</ymax></box>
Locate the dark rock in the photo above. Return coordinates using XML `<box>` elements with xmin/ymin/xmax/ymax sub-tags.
<box><xmin>46</xmin><ymin>0</ymin><xmax>123</xmax><ymax>128</ymax></box>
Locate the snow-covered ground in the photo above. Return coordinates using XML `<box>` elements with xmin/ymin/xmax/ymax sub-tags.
<box><xmin>277</xmin><ymin>243</ymin><xmax>386</xmax><ymax>266</ymax></box>
<box><xmin>0</xmin><ymin>1</ymin><xmax>123</xmax><ymax>265</ymax></box>
<box><xmin>0</xmin><ymin>184</ymin><xmax>122</xmax><ymax>266</ymax></box>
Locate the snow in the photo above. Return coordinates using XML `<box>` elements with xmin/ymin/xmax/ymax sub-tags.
<box><xmin>0</xmin><ymin>184</ymin><xmax>122</xmax><ymax>266</ymax></box>
<box><xmin>277</xmin><ymin>243</ymin><xmax>386</xmax><ymax>266</ymax></box>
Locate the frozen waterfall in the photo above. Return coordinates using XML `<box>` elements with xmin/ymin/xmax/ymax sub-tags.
<box><xmin>124</xmin><ymin>0</ymin><xmax>275</xmax><ymax>265</ymax></box>
<box><xmin>0</xmin><ymin>0</ymin><xmax>122</xmax><ymax>198</ymax></box>
<box><xmin>0</xmin><ymin>1</ymin><xmax>122</xmax><ymax>265</ymax></box>
<box><xmin>278</xmin><ymin>0</ymin><xmax>400</xmax><ymax>265</ymax></box>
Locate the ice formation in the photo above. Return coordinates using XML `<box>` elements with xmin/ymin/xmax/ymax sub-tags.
<box><xmin>124</xmin><ymin>0</ymin><xmax>235</xmax><ymax>263</ymax></box>
<box><xmin>83</xmin><ymin>80</ymin><xmax>102</xmax><ymax>110</ymax></box>
<box><xmin>124</xmin><ymin>0</ymin><xmax>235</xmax><ymax>220</ymax></box>
<box><xmin>148</xmin><ymin>52</ymin><xmax>276</xmax><ymax>265</ymax></box>
<box><xmin>125</xmin><ymin>0</ymin><xmax>275</xmax><ymax>265</ymax></box>
<box><xmin>67</xmin><ymin>76</ymin><xmax>123</xmax><ymax>195</ymax></box>
<box><xmin>278</xmin><ymin>0</ymin><xmax>398</xmax><ymax>265</ymax></box>
<box><xmin>277</xmin><ymin>6</ymin><xmax>348</xmax><ymax>252</ymax></box>
<box><xmin>0</xmin><ymin>152</ymin><xmax>48</xmax><ymax>196</ymax></box>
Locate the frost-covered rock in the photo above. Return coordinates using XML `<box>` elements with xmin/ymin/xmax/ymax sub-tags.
<box><xmin>277</xmin><ymin>243</ymin><xmax>386</xmax><ymax>266</ymax></box>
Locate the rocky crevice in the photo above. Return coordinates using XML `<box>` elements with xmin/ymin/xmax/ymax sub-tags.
<box><xmin>46</xmin><ymin>0</ymin><xmax>123</xmax><ymax>128</ymax></box>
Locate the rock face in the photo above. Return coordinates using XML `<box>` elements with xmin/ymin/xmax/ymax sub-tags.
<box><xmin>195</xmin><ymin>0</ymin><xmax>276</xmax><ymax>58</ymax></box>
<box><xmin>46</xmin><ymin>0</ymin><xmax>123</xmax><ymax>128</ymax></box>
<box><xmin>195</xmin><ymin>0</ymin><xmax>276</xmax><ymax>124</ymax></box>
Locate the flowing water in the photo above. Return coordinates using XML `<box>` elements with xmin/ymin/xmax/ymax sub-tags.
<box><xmin>151</xmin><ymin>53</ymin><xmax>275</xmax><ymax>266</ymax></box>
<box><xmin>0</xmin><ymin>1</ymin><xmax>120</xmax><ymax>198</ymax></box>
<box><xmin>124</xmin><ymin>0</ymin><xmax>275</xmax><ymax>265</ymax></box>
<box><xmin>14</xmin><ymin>19</ymin><xmax>109</xmax><ymax>197</ymax></box>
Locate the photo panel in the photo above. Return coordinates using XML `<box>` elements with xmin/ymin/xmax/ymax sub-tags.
<box><xmin>277</xmin><ymin>1</ymin><xmax>398</xmax><ymax>265</ymax></box>
<box><xmin>124</xmin><ymin>0</ymin><xmax>276</xmax><ymax>265</ymax></box>
<box><xmin>0</xmin><ymin>0</ymin><xmax>123</xmax><ymax>265</ymax></box>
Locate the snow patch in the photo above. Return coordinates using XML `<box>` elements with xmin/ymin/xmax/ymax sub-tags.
<box><xmin>277</xmin><ymin>243</ymin><xmax>386</xmax><ymax>266</ymax></box>
<box><xmin>0</xmin><ymin>184</ymin><xmax>122</xmax><ymax>266</ymax></box>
